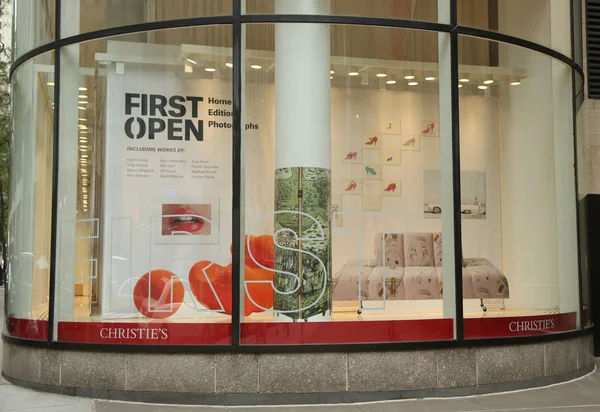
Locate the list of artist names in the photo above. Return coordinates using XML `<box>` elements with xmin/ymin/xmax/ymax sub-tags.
<box><xmin>125</xmin><ymin>157</ymin><xmax>219</xmax><ymax>180</ymax></box>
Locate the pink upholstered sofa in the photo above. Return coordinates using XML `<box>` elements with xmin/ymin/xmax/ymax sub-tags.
<box><xmin>332</xmin><ymin>232</ymin><xmax>509</xmax><ymax>308</ymax></box>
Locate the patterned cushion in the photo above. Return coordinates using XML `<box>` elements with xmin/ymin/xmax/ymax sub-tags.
<box><xmin>404</xmin><ymin>233</ymin><xmax>434</xmax><ymax>267</ymax></box>
<box><xmin>404</xmin><ymin>267</ymin><xmax>440</xmax><ymax>300</ymax></box>
<box><xmin>433</xmin><ymin>232</ymin><xmax>443</xmax><ymax>268</ymax></box>
<box><xmin>368</xmin><ymin>267</ymin><xmax>405</xmax><ymax>300</ymax></box>
<box><xmin>436</xmin><ymin>268</ymin><xmax>476</xmax><ymax>299</ymax></box>
<box><xmin>374</xmin><ymin>233</ymin><xmax>405</xmax><ymax>268</ymax></box>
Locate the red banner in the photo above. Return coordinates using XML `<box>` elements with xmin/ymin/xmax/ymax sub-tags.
<box><xmin>57</xmin><ymin>322</ymin><xmax>231</xmax><ymax>344</ymax></box>
<box><xmin>241</xmin><ymin>319</ymin><xmax>454</xmax><ymax>345</ymax></box>
<box><xmin>464</xmin><ymin>312</ymin><xmax>577</xmax><ymax>339</ymax></box>
<box><xmin>7</xmin><ymin>317</ymin><xmax>48</xmax><ymax>340</ymax></box>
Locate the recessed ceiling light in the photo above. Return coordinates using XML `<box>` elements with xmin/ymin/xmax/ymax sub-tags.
<box><xmin>425</xmin><ymin>77</ymin><xmax>436</xmax><ymax>81</ymax></box>
<box><xmin>250</xmin><ymin>65</ymin><xmax>262</xmax><ymax>70</ymax></box>
<box><xmin>404</xmin><ymin>75</ymin><xmax>415</xmax><ymax>80</ymax></box>
<box><xmin>348</xmin><ymin>71</ymin><xmax>359</xmax><ymax>76</ymax></box>
<box><xmin>376</xmin><ymin>73</ymin><xmax>387</xmax><ymax>78</ymax></box>
<box><xmin>79</xmin><ymin>101</ymin><xmax>88</xmax><ymax>105</ymax></box>
<box><xmin>186</xmin><ymin>58</ymin><xmax>197</xmax><ymax>65</ymax></box>
<box><xmin>459</xmin><ymin>78</ymin><xmax>470</xmax><ymax>83</ymax></box>
<box><xmin>47</xmin><ymin>82</ymin><xmax>55</xmax><ymax>86</ymax></box>
<box><xmin>226</xmin><ymin>63</ymin><xmax>233</xmax><ymax>68</ymax></box>
<box><xmin>458</xmin><ymin>84</ymin><xmax>463</xmax><ymax>88</ymax></box>
<box><xmin>78</xmin><ymin>95</ymin><xmax>87</xmax><ymax>99</ymax></box>
<box><xmin>205</xmin><ymin>68</ymin><xmax>216</xmax><ymax>72</ymax></box>
<box><xmin>78</xmin><ymin>106</ymin><xmax>85</xmax><ymax>110</ymax></box>
<box><xmin>483</xmin><ymin>80</ymin><xmax>494</xmax><ymax>84</ymax></box>
<box><xmin>386</xmin><ymin>80</ymin><xmax>397</xmax><ymax>85</ymax></box>
<box><xmin>511</xmin><ymin>81</ymin><xmax>521</xmax><ymax>86</ymax></box>
<box><xmin>478</xmin><ymin>85</ymin><xmax>488</xmax><ymax>90</ymax></box>
<box><xmin>79</xmin><ymin>118</ymin><xmax>86</xmax><ymax>121</ymax></box>
<box><xmin>408</xmin><ymin>82</ymin><xmax>419</xmax><ymax>86</ymax></box>
<box><xmin>330</xmin><ymin>70</ymin><xmax>335</xmax><ymax>74</ymax></box>
<box><xmin>330</xmin><ymin>76</ymin><xmax>333</xmax><ymax>80</ymax></box>
<box><xmin>79</xmin><ymin>87</ymin><xmax>87</xmax><ymax>91</ymax></box>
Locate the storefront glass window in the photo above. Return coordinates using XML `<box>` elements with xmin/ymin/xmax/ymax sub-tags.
<box><xmin>245</xmin><ymin>0</ymin><xmax>439</xmax><ymax>22</ymax></box>
<box><xmin>63</xmin><ymin>0</ymin><xmax>232</xmax><ymax>35</ymax></box>
<box><xmin>53</xmin><ymin>26</ymin><xmax>234</xmax><ymax>344</ymax></box>
<box><xmin>459</xmin><ymin>36</ymin><xmax>580</xmax><ymax>338</ymax></box>
<box><xmin>13</xmin><ymin>0</ymin><xmax>55</xmax><ymax>60</ymax></box>
<box><xmin>240</xmin><ymin>22</ymin><xmax>459</xmax><ymax>345</ymax></box>
<box><xmin>5</xmin><ymin>51</ymin><xmax>55</xmax><ymax>340</ymax></box>
<box><xmin>457</xmin><ymin>0</ymin><xmax>571</xmax><ymax>56</ymax></box>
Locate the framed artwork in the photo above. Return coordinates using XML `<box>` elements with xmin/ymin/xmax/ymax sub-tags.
<box><xmin>381</xmin><ymin>180</ymin><xmax>401</xmax><ymax>196</ymax></box>
<box><xmin>362</xmin><ymin>164</ymin><xmax>382</xmax><ymax>180</ymax></box>
<box><xmin>424</xmin><ymin>170</ymin><xmax>486</xmax><ymax>219</ymax></box>
<box><xmin>361</xmin><ymin>195</ymin><xmax>382</xmax><ymax>211</ymax></box>
<box><xmin>400</xmin><ymin>136</ymin><xmax>420</xmax><ymax>151</ymax></box>
<box><xmin>382</xmin><ymin>149</ymin><xmax>401</xmax><ymax>165</ymax></box>
<box><xmin>340</xmin><ymin>179</ymin><xmax>362</xmax><ymax>194</ymax></box>
<box><xmin>380</xmin><ymin>118</ymin><xmax>401</xmax><ymax>135</ymax></box>
<box><xmin>362</xmin><ymin>148</ymin><xmax>382</xmax><ymax>164</ymax></box>
<box><xmin>362</xmin><ymin>180</ymin><xmax>382</xmax><ymax>195</ymax></box>
<box><xmin>420</xmin><ymin>120</ymin><xmax>439</xmax><ymax>137</ymax></box>
<box><xmin>331</xmin><ymin>196</ymin><xmax>343</xmax><ymax>227</ymax></box>
<box><xmin>341</xmin><ymin>149</ymin><xmax>361</xmax><ymax>164</ymax></box>
<box><xmin>363</xmin><ymin>134</ymin><xmax>381</xmax><ymax>148</ymax></box>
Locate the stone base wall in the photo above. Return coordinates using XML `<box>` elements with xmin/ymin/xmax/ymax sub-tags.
<box><xmin>1</xmin><ymin>334</ymin><xmax>595</xmax><ymax>405</ymax></box>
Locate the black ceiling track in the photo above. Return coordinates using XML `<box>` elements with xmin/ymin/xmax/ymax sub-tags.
<box><xmin>587</xmin><ymin>0</ymin><xmax>600</xmax><ymax>98</ymax></box>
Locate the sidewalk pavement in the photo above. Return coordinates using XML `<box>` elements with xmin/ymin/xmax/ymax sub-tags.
<box><xmin>1</xmin><ymin>287</ymin><xmax>600</xmax><ymax>411</ymax></box>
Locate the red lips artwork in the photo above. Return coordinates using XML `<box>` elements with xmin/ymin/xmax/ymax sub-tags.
<box><xmin>133</xmin><ymin>235</ymin><xmax>276</xmax><ymax>318</ymax></box>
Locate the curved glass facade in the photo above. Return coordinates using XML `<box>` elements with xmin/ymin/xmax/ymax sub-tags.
<box><xmin>3</xmin><ymin>0</ymin><xmax>589</xmax><ymax>346</ymax></box>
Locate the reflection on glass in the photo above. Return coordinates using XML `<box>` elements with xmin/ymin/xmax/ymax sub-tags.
<box><xmin>458</xmin><ymin>36</ymin><xmax>579</xmax><ymax>338</ymax></box>
<box><xmin>68</xmin><ymin>0</ymin><xmax>232</xmax><ymax>34</ymax></box>
<box><xmin>53</xmin><ymin>27</ymin><xmax>234</xmax><ymax>344</ymax></box>
<box><xmin>241</xmin><ymin>23</ymin><xmax>455</xmax><ymax>345</ymax></box>
<box><xmin>6</xmin><ymin>52</ymin><xmax>55</xmax><ymax>340</ymax></box>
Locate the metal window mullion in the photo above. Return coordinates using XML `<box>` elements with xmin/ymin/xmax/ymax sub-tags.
<box><xmin>47</xmin><ymin>0</ymin><xmax>61</xmax><ymax>344</ymax></box>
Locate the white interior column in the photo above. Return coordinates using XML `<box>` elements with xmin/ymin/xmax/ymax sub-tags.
<box><xmin>274</xmin><ymin>0</ymin><xmax>331</xmax><ymax>170</ymax></box>
<box><xmin>551</xmin><ymin>0</ymin><xmax>580</xmax><ymax>322</ymax></box>
<box><xmin>437</xmin><ymin>0</ymin><xmax>457</xmax><ymax>328</ymax></box>
<box><xmin>274</xmin><ymin>0</ymin><xmax>331</xmax><ymax>321</ymax></box>
<box><xmin>55</xmin><ymin>2</ymin><xmax>80</xmax><ymax>330</ymax></box>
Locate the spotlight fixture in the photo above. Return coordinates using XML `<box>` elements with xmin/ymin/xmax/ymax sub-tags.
<box><xmin>386</xmin><ymin>80</ymin><xmax>397</xmax><ymax>85</ymax></box>
<box><xmin>79</xmin><ymin>87</ymin><xmax>88</xmax><ymax>91</ymax></box>
<box><xmin>483</xmin><ymin>80</ymin><xmax>494</xmax><ymax>85</ymax></box>
<box><xmin>459</xmin><ymin>78</ymin><xmax>470</xmax><ymax>83</ymax></box>
<box><xmin>185</xmin><ymin>58</ymin><xmax>198</xmax><ymax>65</ymax></box>
<box><xmin>376</xmin><ymin>73</ymin><xmax>387</xmax><ymax>78</ymax></box>
<box><xmin>205</xmin><ymin>68</ymin><xmax>216</xmax><ymax>72</ymax></box>
<box><xmin>330</xmin><ymin>76</ymin><xmax>333</xmax><ymax>80</ymax></box>
<box><xmin>348</xmin><ymin>71</ymin><xmax>360</xmax><ymax>76</ymax></box>
<box><xmin>226</xmin><ymin>63</ymin><xmax>233</xmax><ymax>68</ymax></box>
<box><xmin>78</xmin><ymin>106</ymin><xmax>86</xmax><ymax>110</ymax></box>
<box><xmin>425</xmin><ymin>77</ymin><xmax>436</xmax><ymax>81</ymax></box>
<box><xmin>510</xmin><ymin>81</ymin><xmax>521</xmax><ymax>86</ymax></box>
<box><xmin>250</xmin><ymin>64</ymin><xmax>262</xmax><ymax>70</ymax></box>
<box><xmin>404</xmin><ymin>75</ymin><xmax>415</xmax><ymax>80</ymax></box>
<box><xmin>458</xmin><ymin>84</ymin><xmax>463</xmax><ymax>88</ymax></box>
<box><xmin>408</xmin><ymin>82</ymin><xmax>419</xmax><ymax>86</ymax></box>
<box><xmin>478</xmin><ymin>85</ymin><xmax>488</xmax><ymax>90</ymax></box>
<box><xmin>47</xmin><ymin>82</ymin><xmax>55</xmax><ymax>86</ymax></box>
<box><xmin>79</xmin><ymin>101</ymin><xmax>88</xmax><ymax>105</ymax></box>
<box><xmin>330</xmin><ymin>70</ymin><xmax>335</xmax><ymax>74</ymax></box>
